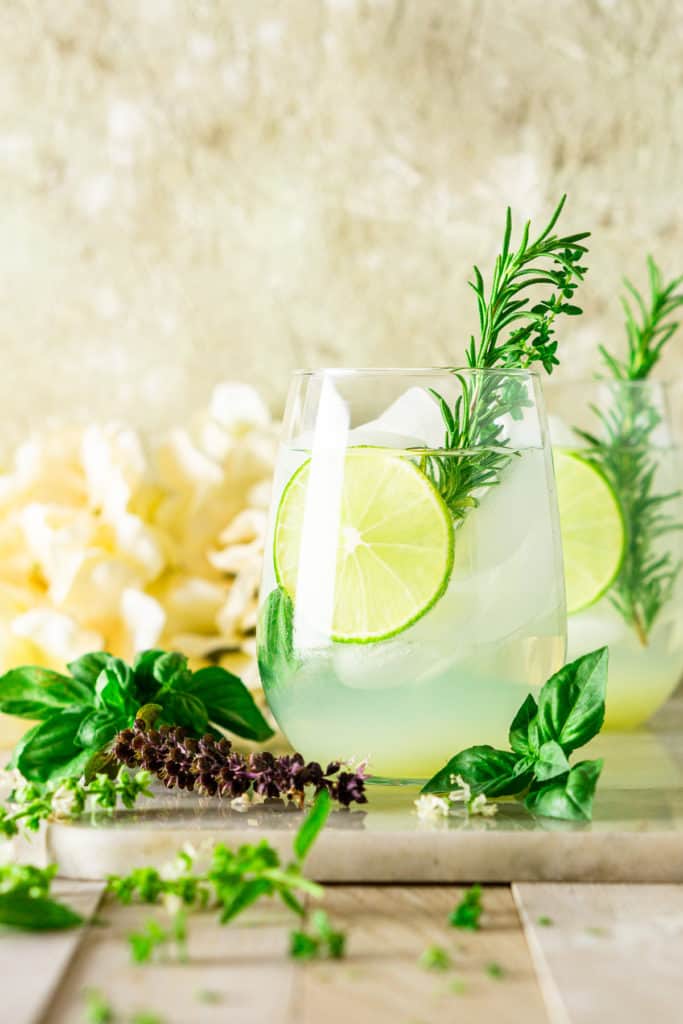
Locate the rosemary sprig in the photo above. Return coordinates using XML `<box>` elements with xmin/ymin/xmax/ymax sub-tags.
<box><xmin>573</xmin><ymin>256</ymin><xmax>683</xmax><ymax>644</ymax></box>
<box><xmin>426</xmin><ymin>196</ymin><xmax>590</xmax><ymax>520</ymax></box>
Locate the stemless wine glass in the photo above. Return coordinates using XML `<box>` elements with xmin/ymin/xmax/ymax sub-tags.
<box><xmin>547</xmin><ymin>378</ymin><xmax>683</xmax><ymax>729</ymax></box>
<box><xmin>257</xmin><ymin>369</ymin><xmax>566</xmax><ymax>782</ymax></box>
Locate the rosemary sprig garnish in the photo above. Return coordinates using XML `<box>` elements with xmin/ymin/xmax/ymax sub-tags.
<box><xmin>425</xmin><ymin>196</ymin><xmax>590</xmax><ymax>521</ymax></box>
<box><xmin>573</xmin><ymin>256</ymin><xmax>683</xmax><ymax>644</ymax></box>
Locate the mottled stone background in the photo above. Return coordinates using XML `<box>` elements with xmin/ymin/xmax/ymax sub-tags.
<box><xmin>1</xmin><ymin>0</ymin><xmax>682</xmax><ymax>437</ymax></box>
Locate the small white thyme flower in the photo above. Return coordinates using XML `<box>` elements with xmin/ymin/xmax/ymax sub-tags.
<box><xmin>470</xmin><ymin>793</ymin><xmax>498</xmax><ymax>818</ymax></box>
<box><xmin>50</xmin><ymin>784</ymin><xmax>80</xmax><ymax>820</ymax></box>
<box><xmin>414</xmin><ymin>794</ymin><xmax>450</xmax><ymax>822</ymax></box>
<box><xmin>230</xmin><ymin>791</ymin><xmax>267</xmax><ymax>813</ymax></box>
<box><xmin>448</xmin><ymin>775</ymin><xmax>472</xmax><ymax>804</ymax></box>
<box><xmin>163</xmin><ymin>893</ymin><xmax>183</xmax><ymax>918</ymax></box>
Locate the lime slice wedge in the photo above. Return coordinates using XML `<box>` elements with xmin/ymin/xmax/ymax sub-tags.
<box><xmin>274</xmin><ymin>450</ymin><xmax>454</xmax><ymax>643</ymax></box>
<box><xmin>554</xmin><ymin>449</ymin><xmax>626</xmax><ymax>615</ymax></box>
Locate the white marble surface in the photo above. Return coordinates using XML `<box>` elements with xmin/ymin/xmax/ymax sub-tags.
<box><xmin>40</xmin><ymin>702</ymin><xmax>683</xmax><ymax>883</ymax></box>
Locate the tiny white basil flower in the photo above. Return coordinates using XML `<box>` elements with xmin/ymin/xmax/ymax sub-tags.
<box><xmin>50</xmin><ymin>784</ymin><xmax>81</xmax><ymax>820</ymax></box>
<box><xmin>414</xmin><ymin>794</ymin><xmax>450</xmax><ymax>821</ymax></box>
<box><xmin>469</xmin><ymin>794</ymin><xmax>499</xmax><ymax>818</ymax></box>
<box><xmin>448</xmin><ymin>775</ymin><xmax>472</xmax><ymax>804</ymax></box>
<box><xmin>162</xmin><ymin>893</ymin><xmax>183</xmax><ymax>918</ymax></box>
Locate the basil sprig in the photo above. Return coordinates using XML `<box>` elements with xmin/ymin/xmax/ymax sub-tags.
<box><xmin>0</xmin><ymin>650</ymin><xmax>273</xmax><ymax>784</ymax></box>
<box><xmin>423</xmin><ymin>647</ymin><xmax>608</xmax><ymax>821</ymax></box>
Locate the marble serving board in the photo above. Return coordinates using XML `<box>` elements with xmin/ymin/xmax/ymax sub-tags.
<box><xmin>22</xmin><ymin>698</ymin><xmax>682</xmax><ymax>884</ymax></box>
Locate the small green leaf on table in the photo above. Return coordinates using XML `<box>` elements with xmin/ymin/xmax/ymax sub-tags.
<box><xmin>293</xmin><ymin>789</ymin><xmax>331</xmax><ymax>862</ymax></box>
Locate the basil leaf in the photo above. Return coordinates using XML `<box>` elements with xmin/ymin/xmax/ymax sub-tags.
<box><xmin>0</xmin><ymin>893</ymin><xmax>83</xmax><ymax>930</ymax></box>
<box><xmin>257</xmin><ymin>588</ymin><xmax>297</xmax><ymax>691</ymax></box>
<box><xmin>537</xmin><ymin>647</ymin><xmax>608</xmax><ymax>754</ymax></box>
<box><xmin>132</xmin><ymin>650</ymin><xmax>167</xmax><ymax>702</ymax></box>
<box><xmin>509</xmin><ymin>694</ymin><xmax>538</xmax><ymax>756</ymax></box>
<box><xmin>0</xmin><ymin>667</ymin><xmax>93</xmax><ymax>720</ymax></box>
<box><xmin>422</xmin><ymin>746</ymin><xmax>531</xmax><ymax>798</ymax></box>
<box><xmin>294</xmin><ymin>789</ymin><xmax>331</xmax><ymax>862</ymax></box>
<box><xmin>94</xmin><ymin>662</ymin><xmax>137</xmax><ymax>716</ymax></box>
<box><xmin>158</xmin><ymin>692</ymin><xmax>208</xmax><ymax>736</ymax></box>
<box><xmin>525</xmin><ymin>759</ymin><xmax>603</xmax><ymax>821</ymax></box>
<box><xmin>66</xmin><ymin>652</ymin><xmax>112</xmax><ymax>688</ymax></box>
<box><xmin>534</xmin><ymin>740</ymin><xmax>570</xmax><ymax>782</ymax></box>
<box><xmin>220</xmin><ymin>879</ymin><xmax>273</xmax><ymax>924</ymax></box>
<box><xmin>152</xmin><ymin>652</ymin><xmax>190</xmax><ymax>690</ymax></box>
<box><xmin>76</xmin><ymin>710</ymin><xmax>124</xmax><ymax>751</ymax></box>
<box><xmin>190</xmin><ymin>667</ymin><xmax>274</xmax><ymax>741</ymax></box>
<box><xmin>15</xmin><ymin>709</ymin><xmax>91</xmax><ymax>782</ymax></box>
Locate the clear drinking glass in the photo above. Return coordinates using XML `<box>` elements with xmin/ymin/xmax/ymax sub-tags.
<box><xmin>257</xmin><ymin>368</ymin><xmax>566</xmax><ymax>781</ymax></box>
<box><xmin>547</xmin><ymin>379</ymin><xmax>683</xmax><ymax>729</ymax></box>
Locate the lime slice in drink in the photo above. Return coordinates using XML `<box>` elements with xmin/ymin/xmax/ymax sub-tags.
<box><xmin>274</xmin><ymin>449</ymin><xmax>454</xmax><ymax>643</ymax></box>
<box><xmin>554</xmin><ymin>449</ymin><xmax>626</xmax><ymax>615</ymax></box>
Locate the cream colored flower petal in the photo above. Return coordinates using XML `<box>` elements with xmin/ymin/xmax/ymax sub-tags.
<box><xmin>209</xmin><ymin>383</ymin><xmax>270</xmax><ymax>437</ymax></box>
<box><xmin>196</xmin><ymin>418</ymin><xmax>234</xmax><ymax>462</ymax></box>
<box><xmin>209</xmin><ymin>539</ymin><xmax>263</xmax><ymax>576</ymax></box>
<box><xmin>156</xmin><ymin>429</ymin><xmax>223</xmax><ymax>494</ymax></box>
<box><xmin>111</xmin><ymin>513</ymin><xmax>165</xmax><ymax>582</ymax></box>
<box><xmin>60</xmin><ymin>555</ymin><xmax>140</xmax><ymax>623</ymax></box>
<box><xmin>120</xmin><ymin>588</ymin><xmax>165</xmax><ymax>654</ymax></box>
<box><xmin>11</xmin><ymin>608</ymin><xmax>102</xmax><ymax>664</ymax></box>
<box><xmin>246</xmin><ymin>479</ymin><xmax>273</xmax><ymax>510</ymax></box>
<box><xmin>167</xmin><ymin>632</ymin><xmax>238</xmax><ymax>659</ymax></box>
<box><xmin>217</xmin><ymin>508</ymin><xmax>267</xmax><ymax>546</ymax></box>
<box><xmin>153</xmin><ymin>574</ymin><xmax>226</xmax><ymax>635</ymax></box>
<box><xmin>216</xmin><ymin>572</ymin><xmax>257</xmax><ymax>637</ymax></box>
<box><xmin>19</xmin><ymin>504</ymin><xmax>91</xmax><ymax>605</ymax></box>
<box><xmin>2</xmin><ymin>433</ymin><xmax>86</xmax><ymax>508</ymax></box>
<box><xmin>81</xmin><ymin>424</ymin><xmax>147</xmax><ymax>519</ymax></box>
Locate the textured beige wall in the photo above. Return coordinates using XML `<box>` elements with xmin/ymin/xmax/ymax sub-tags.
<box><xmin>1</xmin><ymin>0</ymin><xmax>682</xmax><ymax>438</ymax></box>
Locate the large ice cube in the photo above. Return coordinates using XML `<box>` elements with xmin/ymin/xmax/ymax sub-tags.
<box><xmin>350</xmin><ymin>387</ymin><xmax>446</xmax><ymax>449</ymax></box>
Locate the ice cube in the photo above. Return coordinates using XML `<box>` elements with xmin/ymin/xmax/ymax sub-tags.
<box><xmin>351</xmin><ymin>387</ymin><xmax>446</xmax><ymax>449</ymax></box>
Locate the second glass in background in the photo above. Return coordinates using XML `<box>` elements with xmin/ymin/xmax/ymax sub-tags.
<box><xmin>548</xmin><ymin>378</ymin><xmax>683</xmax><ymax>729</ymax></box>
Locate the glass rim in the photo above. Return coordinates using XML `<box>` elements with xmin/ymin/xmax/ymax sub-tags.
<box><xmin>289</xmin><ymin>366</ymin><xmax>541</xmax><ymax>379</ymax></box>
<box><xmin>546</xmin><ymin>375</ymin><xmax>673</xmax><ymax>392</ymax></box>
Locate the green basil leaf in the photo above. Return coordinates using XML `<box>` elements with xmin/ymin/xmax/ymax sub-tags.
<box><xmin>94</xmin><ymin>662</ymin><xmax>137</xmax><ymax>717</ymax></box>
<box><xmin>422</xmin><ymin>746</ymin><xmax>531</xmax><ymax>798</ymax></box>
<box><xmin>66</xmin><ymin>652</ymin><xmax>112</xmax><ymax>688</ymax></box>
<box><xmin>219</xmin><ymin>878</ymin><xmax>273</xmax><ymax>924</ymax></box>
<box><xmin>158</xmin><ymin>692</ymin><xmax>208</xmax><ymax>736</ymax></box>
<box><xmin>152</xmin><ymin>652</ymin><xmax>190</xmax><ymax>689</ymax></box>
<box><xmin>132</xmin><ymin>650</ymin><xmax>167</xmax><ymax>702</ymax></box>
<box><xmin>534</xmin><ymin>740</ymin><xmax>571</xmax><ymax>782</ymax></box>
<box><xmin>294</xmin><ymin>789</ymin><xmax>331</xmax><ymax>862</ymax></box>
<box><xmin>0</xmin><ymin>892</ymin><xmax>83</xmax><ymax>930</ymax></box>
<box><xmin>525</xmin><ymin>759</ymin><xmax>603</xmax><ymax>821</ymax></box>
<box><xmin>15</xmin><ymin>709</ymin><xmax>90</xmax><ymax>782</ymax></box>
<box><xmin>0</xmin><ymin>667</ymin><xmax>93</xmax><ymax>720</ymax></box>
<box><xmin>190</xmin><ymin>667</ymin><xmax>274</xmax><ymax>742</ymax></box>
<box><xmin>76</xmin><ymin>710</ymin><xmax>123</xmax><ymax>751</ymax></box>
<box><xmin>509</xmin><ymin>694</ymin><xmax>539</xmax><ymax>756</ymax></box>
<box><xmin>537</xmin><ymin>647</ymin><xmax>608</xmax><ymax>754</ymax></box>
<box><xmin>257</xmin><ymin>588</ymin><xmax>297</xmax><ymax>691</ymax></box>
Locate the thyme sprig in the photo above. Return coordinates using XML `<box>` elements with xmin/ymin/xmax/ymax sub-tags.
<box><xmin>426</xmin><ymin>196</ymin><xmax>589</xmax><ymax>520</ymax></box>
<box><xmin>0</xmin><ymin>767</ymin><xmax>153</xmax><ymax>838</ymax></box>
<box><xmin>574</xmin><ymin>256</ymin><xmax>683</xmax><ymax>644</ymax></box>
